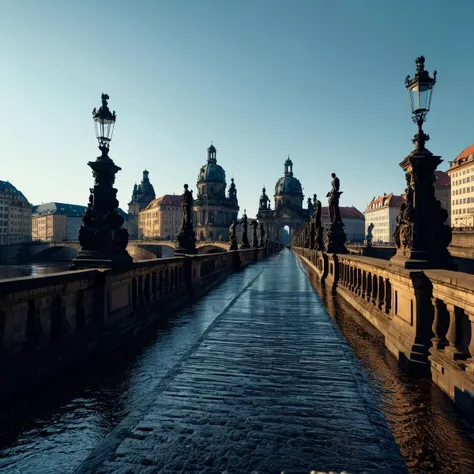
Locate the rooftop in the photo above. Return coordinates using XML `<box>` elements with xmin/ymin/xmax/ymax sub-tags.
<box><xmin>32</xmin><ymin>202</ymin><xmax>87</xmax><ymax>217</ymax></box>
<box><xmin>365</xmin><ymin>193</ymin><xmax>405</xmax><ymax>212</ymax></box>
<box><xmin>142</xmin><ymin>194</ymin><xmax>182</xmax><ymax>211</ymax></box>
<box><xmin>321</xmin><ymin>206</ymin><xmax>364</xmax><ymax>219</ymax></box>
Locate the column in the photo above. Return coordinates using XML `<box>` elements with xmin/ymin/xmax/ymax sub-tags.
<box><xmin>384</xmin><ymin>278</ymin><xmax>392</xmax><ymax>314</ymax></box>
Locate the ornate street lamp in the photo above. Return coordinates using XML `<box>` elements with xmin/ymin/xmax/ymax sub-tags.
<box><xmin>391</xmin><ymin>57</ymin><xmax>453</xmax><ymax>270</ymax></box>
<box><xmin>92</xmin><ymin>94</ymin><xmax>116</xmax><ymax>151</ymax></box>
<box><xmin>72</xmin><ymin>94</ymin><xmax>132</xmax><ymax>269</ymax></box>
<box><xmin>405</xmin><ymin>56</ymin><xmax>437</xmax><ymax>151</ymax></box>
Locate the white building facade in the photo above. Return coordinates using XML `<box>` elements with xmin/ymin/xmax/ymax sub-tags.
<box><xmin>447</xmin><ymin>144</ymin><xmax>474</xmax><ymax>229</ymax></box>
<box><xmin>364</xmin><ymin>194</ymin><xmax>405</xmax><ymax>244</ymax></box>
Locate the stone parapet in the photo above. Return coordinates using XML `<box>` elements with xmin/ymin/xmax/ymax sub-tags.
<box><xmin>294</xmin><ymin>246</ymin><xmax>474</xmax><ymax>421</ymax></box>
<box><xmin>0</xmin><ymin>246</ymin><xmax>277</xmax><ymax>401</ymax></box>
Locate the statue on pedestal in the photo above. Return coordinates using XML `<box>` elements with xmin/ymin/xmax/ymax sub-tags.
<box><xmin>240</xmin><ymin>210</ymin><xmax>250</xmax><ymax>248</ymax></box>
<box><xmin>251</xmin><ymin>220</ymin><xmax>259</xmax><ymax>248</ymax></box>
<box><xmin>259</xmin><ymin>222</ymin><xmax>266</xmax><ymax>247</ymax></box>
<box><xmin>229</xmin><ymin>220</ymin><xmax>238</xmax><ymax>250</ymax></box>
<box><xmin>324</xmin><ymin>173</ymin><xmax>347</xmax><ymax>254</ymax></box>
<box><xmin>175</xmin><ymin>184</ymin><xmax>197</xmax><ymax>254</ymax></box>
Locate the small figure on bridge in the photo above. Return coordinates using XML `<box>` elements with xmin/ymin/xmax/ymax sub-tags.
<box><xmin>327</xmin><ymin>173</ymin><xmax>343</xmax><ymax>224</ymax></box>
<box><xmin>366</xmin><ymin>222</ymin><xmax>374</xmax><ymax>244</ymax></box>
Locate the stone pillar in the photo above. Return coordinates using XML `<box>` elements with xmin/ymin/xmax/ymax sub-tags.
<box><xmin>445</xmin><ymin>304</ymin><xmax>465</xmax><ymax>359</ymax></box>
<box><xmin>361</xmin><ymin>271</ymin><xmax>366</xmax><ymax>299</ymax></box>
<box><xmin>431</xmin><ymin>298</ymin><xmax>448</xmax><ymax>350</ymax></box>
<box><xmin>390</xmin><ymin>147</ymin><xmax>454</xmax><ymax>270</ymax></box>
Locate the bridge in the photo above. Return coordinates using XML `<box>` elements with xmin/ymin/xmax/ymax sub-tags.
<box><xmin>0</xmin><ymin>240</ymin><xmax>232</xmax><ymax>263</ymax></box>
<box><xmin>2</xmin><ymin>246</ymin><xmax>474</xmax><ymax>473</ymax></box>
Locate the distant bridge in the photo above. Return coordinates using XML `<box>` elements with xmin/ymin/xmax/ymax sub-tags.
<box><xmin>0</xmin><ymin>240</ymin><xmax>232</xmax><ymax>263</ymax></box>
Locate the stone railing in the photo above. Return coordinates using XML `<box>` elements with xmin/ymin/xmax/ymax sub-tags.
<box><xmin>295</xmin><ymin>247</ymin><xmax>474</xmax><ymax>419</ymax></box>
<box><xmin>0</xmin><ymin>247</ymin><xmax>276</xmax><ymax>400</ymax></box>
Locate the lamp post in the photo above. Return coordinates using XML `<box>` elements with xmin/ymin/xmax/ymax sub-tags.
<box><xmin>391</xmin><ymin>57</ymin><xmax>453</xmax><ymax>269</ymax></box>
<box><xmin>72</xmin><ymin>94</ymin><xmax>132</xmax><ymax>269</ymax></box>
<box><xmin>405</xmin><ymin>56</ymin><xmax>437</xmax><ymax>152</ymax></box>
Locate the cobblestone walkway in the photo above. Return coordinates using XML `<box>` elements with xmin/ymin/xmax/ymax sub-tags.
<box><xmin>76</xmin><ymin>250</ymin><xmax>406</xmax><ymax>474</ymax></box>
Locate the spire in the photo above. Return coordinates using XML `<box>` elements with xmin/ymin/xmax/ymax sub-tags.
<box><xmin>207</xmin><ymin>143</ymin><xmax>217</xmax><ymax>164</ymax></box>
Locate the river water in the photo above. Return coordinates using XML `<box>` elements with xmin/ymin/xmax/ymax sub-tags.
<box><xmin>0</xmin><ymin>263</ymin><xmax>72</xmax><ymax>280</ymax></box>
<box><xmin>1</xmin><ymin>251</ymin><xmax>474</xmax><ymax>473</ymax></box>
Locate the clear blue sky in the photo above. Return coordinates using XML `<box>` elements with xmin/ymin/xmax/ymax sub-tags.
<box><xmin>1</xmin><ymin>0</ymin><xmax>473</xmax><ymax>218</ymax></box>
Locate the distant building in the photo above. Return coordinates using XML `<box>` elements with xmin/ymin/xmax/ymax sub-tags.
<box><xmin>32</xmin><ymin>202</ymin><xmax>87</xmax><ymax>242</ymax></box>
<box><xmin>434</xmin><ymin>170</ymin><xmax>451</xmax><ymax>226</ymax></box>
<box><xmin>0</xmin><ymin>180</ymin><xmax>32</xmax><ymax>245</ymax></box>
<box><xmin>321</xmin><ymin>206</ymin><xmax>365</xmax><ymax>242</ymax></box>
<box><xmin>364</xmin><ymin>194</ymin><xmax>405</xmax><ymax>244</ymax></box>
<box><xmin>447</xmin><ymin>144</ymin><xmax>474</xmax><ymax>228</ymax></box>
<box><xmin>193</xmin><ymin>144</ymin><xmax>239</xmax><ymax>241</ymax></box>
<box><xmin>138</xmin><ymin>194</ymin><xmax>182</xmax><ymax>240</ymax></box>
<box><xmin>128</xmin><ymin>170</ymin><xmax>156</xmax><ymax>239</ymax></box>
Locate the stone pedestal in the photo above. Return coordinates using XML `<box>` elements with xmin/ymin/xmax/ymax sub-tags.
<box><xmin>391</xmin><ymin>148</ymin><xmax>455</xmax><ymax>270</ymax></box>
<box><xmin>314</xmin><ymin>227</ymin><xmax>324</xmax><ymax>251</ymax></box>
<box><xmin>72</xmin><ymin>152</ymin><xmax>132</xmax><ymax>270</ymax></box>
<box><xmin>175</xmin><ymin>228</ymin><xmax>197</xmax><ymax>255</ymax></box>
<box><xmin>324</xmin><ymin>222</ymin><xmax>347</xmax><ymax>254</ymax></box>
<box><xmin>229</xmin><ymin>235</ymin><xmax>238</xmax><ymax>251</ymax></box>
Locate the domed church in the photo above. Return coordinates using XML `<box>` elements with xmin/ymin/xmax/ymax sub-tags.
<box><xmin>257</xmin><ymin>157</ymin><xmax>310</xmax><ymax>242</ymax></box>
<box><xmin>193</xmin><ymin>144</ymin><xmax>239</xmax><ymax>241</ymax></box>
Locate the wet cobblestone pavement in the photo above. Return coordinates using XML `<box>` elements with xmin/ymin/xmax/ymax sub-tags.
<box><xmin>76</xmin><ymin>250</ymin><xmax>406</xmax><ymax>474</ymax></box>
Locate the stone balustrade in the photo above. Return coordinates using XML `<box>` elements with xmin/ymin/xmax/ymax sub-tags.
<box><xmin>295</xmin><ymin>247</ymin><xmax>474</xmax><ymax>420</ymax></box>
<box><xmin>0</xmin><ymin>247</ymin><xmax>274</xmax><ymax>400</ymax></box>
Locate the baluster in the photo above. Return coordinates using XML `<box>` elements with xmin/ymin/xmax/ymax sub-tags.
<box><xmin>377</xmin><ymin>275</ymin><xmax>384</xmax><ymax>311</ymax></box>
<box><xmin>384</xmin><ymin>278</ymin><xmax>391</xmax><ymax>314</ymax></box>
<box><xmin>431</xmin><ymin>298</ymin><xmax>448</xmax><ymax>350</ymax></box>
<box><xmin>371</xmin><ymin>274</ymin><xmax>378</xmax><ymax>306</ymax></box>
<box><xmin>465</xmin><ymin>311</ymin><xmax>474</xmax><ymax>374</ymax></box>
<box><xmin>445</xmin><ymin>304</ymin><xmax>465</xmax><ymax>360</ymax></box>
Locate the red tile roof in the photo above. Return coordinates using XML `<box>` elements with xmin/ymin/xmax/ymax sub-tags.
<box><xmin>454</xmin><ymin>144</ymin><xmax>474</xmax><ymax>163</ymax></box>
<box><xmin>365</xmin><ymin>194</ymin><xmax>405</xmax><ymax>211</ymax></box>
<box><xmin>435</xmin><ymin>170</ymin><xmax>450</xmax><ymax>188</ymax></box>
<box><xmin>321</xmin><ymin>206</ymin><xmax>364</xmax><ymax>219</ymax></box>
<box><xmin>143</xmin><ymin>194</ymin><xmax>181</xmax><ymax>210</ymax></box>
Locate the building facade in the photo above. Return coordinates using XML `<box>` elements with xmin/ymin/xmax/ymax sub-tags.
<box><xmin>434</xmin><ymin>170</ymin><xmax>451</xmax><ymax>227</ymax></box>
<box><xmin>0</xmin><ymin>180</ymin><xmax>32</xmax><ymax>245</ymax></box>
<box><xmin>447</xmin><ymin>144</ymin><xmax>474</xmax><ymax>229</ymax></box>
<box><xmin>193</xmin><ymin>144</ymin><xmax>239</xmax><ymax>241</ymax></box>
<box><xmin>364</xmin><ymin>194</ymin><xmax>405</xmax><ymax>244</ymax></box>
<box><xmin>32</xmin><ymin>202</ymin><xmax>88</xmax><ymax>242</ymax></box>
<box><xmin>138</xmin><ymin>194</ymin><xmax>182</xmax><ymax>240</ymax></box>
<box><xmin>128</xmin><ymin>170</ymin><xmax>156</xmax><ymax>239</ymax></box>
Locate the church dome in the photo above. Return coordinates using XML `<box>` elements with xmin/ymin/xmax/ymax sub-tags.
<box><xmin>274</xmin><ymin>157</ymin><xmax>303</xmax><ymax>196</ymax></box>
<box><xmin>275</xmin><ymin>176</ymin><xmax>303</xmax><ymax>195</ymax></box>
<box><xmin>197</xmin><ymin>144</ymin><xmax>226</xmax><ymax>185</ymax></box>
